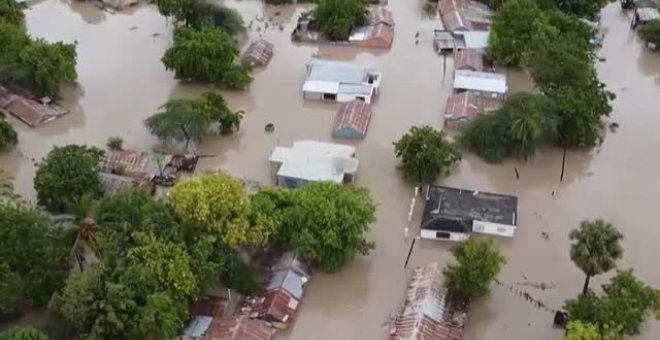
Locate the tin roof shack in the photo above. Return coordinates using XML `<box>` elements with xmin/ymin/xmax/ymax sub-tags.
<box><xmin>433</xmin><ymin>30</ymin><xmax>489</xmax><ymax>53</ymax></box>
<box><xmin>333</xmin><ymin>100</ymin><xmax>373</xmax><ymax>140</ymax></box>
<box><xmin>420</xmin><ymin>185</ymin><xmax>518</xmax><ymax>241</ymax></box>
<box><xmin>256</xmin><ymin>252</ymin><xmax>310</xmax><ymax>329</ymax></box>
<box><xmin>453</xmin><ymin>70</ymin><xmax>507</xmax><ymax>100</ymax></box>
<box><xmin>0</xmin><ymin>95</ymin><xmax>69</xmax><ymax>127</ymax></box>
<box><xmin>438</xmin><ymin>0</ymin><xmax>491</xmax><ymax>32</ymax></box>
<box><xmin>204</xmin><ymin>315</ymin><xmax>275</xmax><ymax>340</ymax></box>
<box><xmin>454</xmin><ymin>49</ymin><xmax>483</xmax><ymax>71</ymax></box>
<box><xmin>302</xmin><ymin>60</ymin><xmax>381</xmax><ymax>104</ymax></box>
<box><xmin>633</xmin><ymin>7</ymin><xmax>660</xmax><ymax>28</ymax></box>
<box><xmin>268</xmin><ymin>140</ymin><xmax>359</xmax><ymax>189</ymax></box>
<box><xmin>100</xmin><ymin>172</ymin><xmax>154</xmax><ymax>195</ymax></box>
<box><xmin>391</xmin><ymin>262</ymin><xmax>467</xmax><ymax>340</ymax></box>
<box><xmin>241</xmin><ymin>40</ymin><xmax>274</xmax><ymax>68</ymax></box>
<box><xmin>101</xmin><ymin>150</ymin><xmax>199</xmax><ymax>186</ymax></box>
<box><xmin>443</xmin><ymin>92</ymin><xmax>483</xmax><ymax>128</ymax></box>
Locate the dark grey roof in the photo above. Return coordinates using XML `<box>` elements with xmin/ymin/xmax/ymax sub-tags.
<box><xmin>421</xmin><ymin>185</ymin><xmax>517</xmax><ymax>232</ymax></box>
<box><xmin>266</xmin><ymin>268</ymin><xmax>306</xmax><ymax>300</ymax></box>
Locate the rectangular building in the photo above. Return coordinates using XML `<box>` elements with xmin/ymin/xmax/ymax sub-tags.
<box><xmin>302</xmin><ymin>60</ymin><xmax>382</xmax><ymax>104</ymax></box>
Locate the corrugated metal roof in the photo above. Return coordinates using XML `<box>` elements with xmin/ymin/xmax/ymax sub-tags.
<box><xmin>271</xmin><ymin>252</ymin><xmax>309</xmax><ymax>278</ymax></box>
<box><xmin>268</xmin><ymin>141</ymin><xmax>359</xmax><ymax>183</ymax></box>
<box><xmin>444</xmin><ymin>91</ymin><xmax>483</xmax><ymax>126</ymax></box>
<box><xmin>101</xmin><ymin>149</ymin><xmax>172</xmax><ymax>179</ymax></box>
<box><xmin>241</xmin><ymin>39</ymin><xmax>274</xmax><ymax>67</ymax></box>
<box><xmin>2</xmin><ymin>97</ymin><xmax>63</xmax><ymax>127</ymax></box>
<box><xmin>442</xmin><ymin>10</ymin><xmax>468</xmax><ymax>31</ymax></box>
<box><xmin>205</xmin><ymin>315</ymin><xmax>275</xmax><ymax>340</ymax></box>
<box><xmin>181</xmin><ymin>315</ymin><xmax>213</xmax><ymax>339</ymax></box>
<box><xmin>334</xmin><ymin>100</ymin><xmax>372</xmax><ymax>139</ymax></box>
<box><xmin>337</xmin><ymin>83</ymin><xmax>373</xmax><ymax>96</ymax></box>
<box><xmin>453</xmin><ymin>70</ymin><xmax>507</xmax><ymax>94</ymax></box>
<box><xmin>453</xmin><ymin>31</ymin><xmax>490</xmax><ymax>49</ymax></box>
<box><xmin>454</xmin><ymin>49</ymin><xmax>483</xmax><ymax>71</ymax></box>
<box><xmin>259</xmin><ymin>289</ymin><xmax>299</xmax><ymax>325</ymax></box>
<box><xmin>365</xmin><ymin>23</ymin><xmax>395</xmax><ymax>48</ymax></box>
<box><xmin>391</xmin><ymin>263</ymin><xmax>467</xmax><ymax>340</ymax></box>
<box><xmin>368</xmin><ymin>7</ymin><xmax>395</xmax><ymax>27</ymax></box>
<box><xmin>267</xmin><ymin>268</ymin><xmax>307</xmax><ymax>299</ymax></box>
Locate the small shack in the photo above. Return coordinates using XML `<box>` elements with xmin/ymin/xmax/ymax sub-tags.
<box><xmin>204</xmin><ymin>315</ymin><xmax>275</xmax><ymax>340</ymax></box>
<box><xmin>1</xmin><ymin>97</ymin><xmax>68</xmax><ymax>127</ymax></box>
<box><xmin>100</xmin><ymin>172</ymin><xmax>154</xmax><ymax>196</ymax></box>
<box><xmin>333</xmin><ymin>100</ymin><xmax>372</xmax><ymax>140</ymax></box>
<box><xmin>241</xmin><ymin>39</ymin><xmax>274</xmax><ymax>68</ymax></box>
<box><xmin>443</xmin><ymin>91</ymin><xmax>483</xmax><ymax>128</ymax></box>
<box><xmin>302</xmin><ymin>60</ymin><xmax>382</xmax><ymax>104</ymax></box>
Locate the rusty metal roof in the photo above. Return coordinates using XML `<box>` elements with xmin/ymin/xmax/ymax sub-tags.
<box><xmin>205</xmin><ymin>315</ymin><xmax>275</xmax><ymax>340</ymax></box>
<box><xmin>3</xmin><ymin>97</ymin><xmax>57</xmax><ymax>127</ymax></box>
<box><xmin>334</xmin><ymin>100</ymin><xmax>372</xmax><ymax>138</ymax></box>
<box><xmin>454</xmin><ymin>49</ymin><xmax>483</xmax><ymax>71</ymax></box>
<box><xmin>241</xmin><ymin>39</ymin><xmax>274</xmax><ymax>67</ymax></box>
<box><xmin>191</xmin><ymin>295</ymin><xmax>229</xmax><ymax>318</ymax></box>
<box><xmin>366</xmin><ymin>23</ymin><xmax>394</xmax><ymax>48</ymax></box>
<box><xmin>369</xmin><ymin>7</ymin><xmax>395</xmax><ymax>27</ymax></box>
<box><xmin>391</xmin><ymin>263</ymin><xmax>467</xmax><ymax>340</ymax></box>
<box><xmin>259</xmin><ymin>289</ymin><xmax>299</xmax><ymax>326</ymax></box>
<box><xmin>101</xmin><ymin>150</ymin><xmax>172</xmax><ymax>180</ymax></box>
<box><xmin>444</xmin><ymin>91</ymin><xmax>483</xmax><ymax>125</ymax></box>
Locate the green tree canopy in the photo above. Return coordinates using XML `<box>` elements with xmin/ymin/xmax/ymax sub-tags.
<box><xmin>16</xmin><ymin>39</ymin><xmax>77</xmax><ymax>98</ymax></box>
<box><xmin>162</xmin><ymin>26</ymin><xmax>252</xmax><ymax>89</ymax></box>
<box><xmin>156</xmin><ymin>0</ymin><xmax>245</xmax><ymax>35</ymax></box>
<box><xmin>0</xmin><ymin>205</ymin><xmax>70</xmax><ymax>308</ymax></box>
<box><xmin>639</xmin><ymin>20</ymin><xmax>660</xmax><ymax>45</ymax></box>
<box><xmin>285</xmin><ymin>182</ymin><xmax>376</xmax><ymax>272</ymax></box>
<box><xmin>195</xmin><ymin>91</ymin><xmax>243</xmax><ymax>134</ymax></box>
<box><xmin>443</xmin><ymin>237</ymin><xmax>506</xmax><ymax>299</ymax></box>
<box><xmin>486</xmin><ymin>0</ymin><xmax>557</xmax><ymax>66</ymax></box>
<box><xmin>570</xmin><ymin>219</ymin><xmax>623</xmax><ymax>294</ymax></box>
<box><xmin>393</xmin><ymin>125</ymin><xmax>461</xmax><ymax>184</ymax></box>
<box><xmin>565</xmin><ymin>270</ymin><xmax>660</xmax><ymax>336</ymax></box>
<box><xmin>563</xmin><ymin>321</ymin><xmax>627</xmax><ymax>340</ymax></box>
<box><xmin>34</xmin><ymin>145</ymin><xmax>104</xmax><ymax>213</ymax></box>
<box><xmin>528</xmin><ymin>34</ymin><xmax>593</xmax><ymax>90</ymax></box>
<box><xmin>550</xmin><ymin>0</ymin><xmax>609</xmax><ymax>20</ymax></box>
<box><xmin>0</xmin><ymin>120</ymin><xmax>17</xmax><ymax>150</ymax></box>
<box><xmin>0</xmin><ymin>327</ymin><xmax>52</xmax><ymax>340</ymax></box>
<box><xmin>314</xmin><ymin>0</ymin><xmax>367</xmax><ymax>41</ymax></box>
<box><xmin>0</xmin><ymin>0</ymin><xmax>25</xmax><ymax>27</ymax></box>
<box><xmin>145</xmin><ymin>98</ymin><xmax>211</xmax><ymax>151</ymax></box>
<box><xmin>0</xmin><ymin>260</ymin><xmax>22</xmax><ymax>320</ymax></box>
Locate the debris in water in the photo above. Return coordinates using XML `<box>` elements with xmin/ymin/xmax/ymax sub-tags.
<box><xmin>151</xmin><ymin>33</ymin><xmax>160</xmax><ymax>37</ymax></box>
<box><xmin>414</xmin><ymin>32</ymin><xmax>419</xmax><ymax>38</ymax></box>
<box><xmin>265</xmin><ymin>123</ymin><xmax>275</xmax><ymax>133</ymax></box>
<box><xmin>274</xmin><ymin>11</ymin><xmax>281</xmax><ymax>16</ymax></box>
<box><xmin>598</xmin><ymin>56</ymin><xmax>606</xmax><ymax>62</ymax></box>
<box><xmin>514</xmin><ymin>167</ymin><xmax>520</xmax><ymax>179</ymax></box>
<box><xmin>130</xmin><ymin>26</ymin><xmax>138</xmax><ymax>31</ymax></box>
<box><xmin>415</xmin><ymin>40</ymin><xmax>418</xmax><ymax>45</ymax></box>
<box><xmin>279</xmin><ymin>25</ymin><xmax>284</xmax><ymax>31</ymax></box>
<box><xmin>608</xmin><ymin>122</ymin><xmax>619</xmax><ymax>132</ymax></box>
<box><xmin>265</xmin><ymin>22</ymin><xmax>269</xmax><ymax>29</ymax></box>
<box><xmin>541</xmin><ymin>231</ymin><xmax>549</xmax><ymax>240</ymax></box>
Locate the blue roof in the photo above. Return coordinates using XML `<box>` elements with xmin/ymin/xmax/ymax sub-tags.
<box><xmin>181</xmin><ymin>316</ymin><xmax>213</xmax><ymax>338</ymax></box>
<box><xmin>266</xmin><ymin>268</ymin><xmax>306</xmax><ymax>299</ymax></box>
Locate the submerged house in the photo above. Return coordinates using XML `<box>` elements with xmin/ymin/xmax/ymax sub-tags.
<box><xmin>0</xmin><ymin>86</ymin><xmax>69</xmax><ymax>127</ymax></box>
<box><xmin>454</xmin><ymin>49</ymin><xmax>483</xmax><ymax>71</ymax></box>
<box><xmin>255</xmin><ymin>252</ymin><xmax>310</xmax><ymax>329</ymax></box>
<box><xmin>391</xmin><ymin>262</ymin><xmax>467</xmax><ymax>340</ymax></box>
<box><xmin>433</xmin><ymin>30</ymin><xmax>489</xmax><ymax>53</ymax></box>
<box><xmin>203</xmin><ymin>315</ymin><xmax>275</xmax><ymax>340</ymax></box>
<box><xmin>420</xmin><ymin>185</ymin><xmax>518</xmax><ymax>241</ymax></box>
<box><xmin>268</xmin><ymin>140</ymin><xmax>358</xmax><ymax>188</ymax></box>
<box><xmin>443</xmin><ymin>91</ymin><xmax>483</xmax><ymax>128</ymax></box>
<box><xmin>453</xmin><ymin>69</ymin><xmax>507</xmax><ymax>100</ymax></box>
<box><xmin>438</xmin><ymin>0</ymin><xmax>491</xmax><ymax>32</ymax></box>
<box><xmin>241</xmin><ymin>39</ymin><xmax>274</xmax><ymax>67</ymax></box>
<box><xmin>302</xmin><ymin>60</ymin><xmax>382</xmax><ymax>104</ymax></box>
<box><xmin>333</xmin><ymin>99</ymin><xmax>373</xmax><ymax>140</ymax></box>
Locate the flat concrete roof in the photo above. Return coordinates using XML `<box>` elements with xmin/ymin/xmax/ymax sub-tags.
<box><xmin>454</xmin><ymin>70</ymin><xmax>507</xmax><ymax>94</ymax></box>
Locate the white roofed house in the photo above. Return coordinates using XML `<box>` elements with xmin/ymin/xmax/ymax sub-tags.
<box><xmin>268</xmin><ymin>140</ymin><xmax>359</xmax><ymax>189</ymax></box>
<box><xmin>302</xmin><ymin>59</ymin><xmax>382</xmax><ymax>104</ymax></box>
<box><xmin>453</xmin><ymin>69</ymin><xmax>507</xmax><ymax>100</ymax></box>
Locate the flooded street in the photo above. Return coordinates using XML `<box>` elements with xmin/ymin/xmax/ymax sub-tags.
<box><xmin>1</xmin><ymin>0</ymin><xmax>660</xmax><ymax>339</ymax></box>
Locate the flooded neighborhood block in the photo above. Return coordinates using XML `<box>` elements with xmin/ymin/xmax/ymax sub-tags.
<box><xmin>420</xmin><ymin>185</ymin><xmax>518</xmax><ymax>241</ymax></box>
<box><xmin>241</xmin><ymin>39</ymin><xmax>274</xmax><ymax>68</ymax></box>
<box><xmin>333</xmin><ymin>99</ymin><xmax>372</xmax><ymax>140</ymax></box>
<box><xmin>302</xmin><ymin>59</ymin><xmax>381</xmax><ymax>104</ymax></box>
<box><xmin>391</xmin><ymin>262</ymin><xmax>467</xmax><ymax>340</ymax></box>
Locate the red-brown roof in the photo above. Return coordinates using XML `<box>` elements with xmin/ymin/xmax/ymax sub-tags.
<box><xmin>444</xmin><ymin>91</ymin><xmax>483</xmax><ymax>126</ymax></box>
<box><xmin>441</xmin><ymin>10</ymin><xmax>468</xmax><ymax>31</ymax></box>
<box><xmin>438</xmin><ymin>0</ymin><xmax>464</xmax><ymax>16</ymax></box>
<box><xmin>365</xmin><ymin>23</ymin><xmax>394</xmax><ymax>48</ymax></box>
<box><xmin>369</xmin><ymin>7</ymin><xmax>395</xmax><ymax>27</ymax></box>
<box><xmin>241</xmin><ymin>39</ymin><xmax>274</xmax><ymax>67</ymax></box>
<box><xmin>205</xmin><ymin>315</ymin><xmax>275</xmax><ymax>340</ymax></box>
<box><xmin>192</xmin><ymin>295</ymin><xmax>229</xmax><ymax>318</ymax></box>
<box><xmin>259</xmin><ymin>289</ymin><xmax>299</xmax><ymax>325</ymax></box>
<box><xmin>391</xmin><ymin>263</ymin><xmax>467</xmax><ymax>340</ymax></box>
<box><xmin>3</xmin><ymin>97</ymin><xmax>54</xmax><ymax>127</ymax></box>
<box><xmin>334</xmin><ymin>100</ymin><xmax>372</xmax><ymax>139</ymax></box>
<box><xmin>454</xmin><ymin>49</ymin><xmax>483</xmax><ymax>71</ymax></box>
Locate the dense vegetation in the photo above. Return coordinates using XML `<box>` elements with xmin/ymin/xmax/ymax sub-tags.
<box><xmin>0</xmin><ymin>120</ymin><xmax>18</xmax><ymax>150</ymax></box>
<box><xmin>314</xmin><ymin>0</ymin><xmax>367</xmax><ymax>41</ymax></box>
<box><xmin>443</xmin><ymin>238</ymin><xmax>506</xmax><ymax>299</ymax></box>
<box><xmin>162</xmin><ymin>26</ymin><xmax>252</xmax><ymax>89</ymax></box>
<box><xmin>0</xmin><ymin>327</ymin><xmax>52</xmax><ymax>340</ymax></box>
<box><xmin>156</xmin><ymin>0</ymin><xmax>245</xmax><ymax>36</ymax></box>
<box><xmin>638</xmin><ymin>20</ymin><xmax>660</xmax><ymax>45</ymax></box>
<box><xmin>393</xmin><ymin>125</ymin><xmax>461</xmax><ymax>184</ymax></box>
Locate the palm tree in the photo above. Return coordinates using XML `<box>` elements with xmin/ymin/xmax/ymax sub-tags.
<box><xmin>68</xmin><ymin>193</ymin><xmax>101</xmax><ymax>272</ymax></box>
<box><xmin>569</xmin><ymin>219</ymin><xmax>623</xmax><ymax>295</ymax></box>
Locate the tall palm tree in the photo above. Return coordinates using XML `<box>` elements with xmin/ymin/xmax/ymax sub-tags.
<box><xmin>569</xmin><ymin>219</ymin><xmax>623</xmax><ymax>295</ymax></box>
<box><xmin>68</xmin><ymin>193</ymin><xmax>101</xmax><ymax>272</ymax></box>
<box><xmin>510</xmin><ymin>102</ymin><xmax>545</xmax><ymax>160</ymax></box>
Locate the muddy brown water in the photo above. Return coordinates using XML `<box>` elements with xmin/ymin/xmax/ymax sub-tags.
<box><xmin>1</xmin><ymin>1</ymin><xmax>659</xmax><ymax>339</ymax></box>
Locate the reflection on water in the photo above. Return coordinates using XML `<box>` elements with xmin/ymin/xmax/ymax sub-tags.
<box><xmin>1</xmin><ymin>1</ymin><xmax>660</xmax><ymax>339</ymax></box>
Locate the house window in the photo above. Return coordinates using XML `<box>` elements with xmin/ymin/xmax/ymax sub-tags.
<box><xmin>323</xmin><ymin>93</ymin><xmax>337</xmax><ymax>100</ymax></box>
<box><xmin>435</xmin><ymin>231</ymin><xmax>450</xmax><ymax>239</ymax></box>
<box><xmin>356</xmin><ymin>96</ymin><xmax>365</xmax><ymax>102</ymax></box>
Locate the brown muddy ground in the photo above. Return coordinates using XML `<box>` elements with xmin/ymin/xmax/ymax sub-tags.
<box><xmin>1</xmin><ymin>1</ymin><xmax>659</xmax><ymax>339</ymax></box>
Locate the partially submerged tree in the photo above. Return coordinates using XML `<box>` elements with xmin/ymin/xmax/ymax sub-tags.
<box><xmin>314</xmin><ymin>0</ymin><xmax>367</xmax><ymax>41</ymax></box>
<box><xmin>145</xmin><ymin>98</ymin><xmax>211</xmax><ymax>151</ymax></box>
<box><xmin>0</xmin><ymin>327</ymin><xmax>52</xmax><ymax>340</ymax></box>
<box><xmin>393</xmin><ymin>125</ymin><xmax>461</xmax><ymax>184</ymax></box>
<box><xmin>156</xmin><ymin>0</ymin><xmax>245</xmax><ymax>35</ymax></box>
<box><xmin>0</xmin><ymin>260</ymin><xmax>22</xmax><ymax>320</ymax></box>
<box><xmin>16</xmin><ymin>39</ymin><xmax>77</xmax><ymax>98</ymax></box>
<box><xmin>639</xmin><ymin>20</ymin><xmax>660</xmax><ymax>45</ymax></box>
<box><xmin>106</xmin><ymin>136</ymin><xmax>123</xmax><ymax>150</ymax></box>
<box><xmin>486</xmin><ymin>0</ymin><xmax>557</xmax><ymax>66</ymax></box>
<box><xmin>570</xmin><ymin>219</ymin><xmax>623</xmax><ymax>294</ymax></box>
<box><xmin>563</xmin><ymin>321</ymin><xmax>626</xmax><ymax>340</ymax></box>
<box><xmin>195</xmin><ymin>91</ymin><xmax>243</xmax><ymax>134</ymax></box>
<box><xmin>0</xmin><ymin>0</ymin><xmax>26</xmax><ymax>27</ymax></box>
<box><xmin>551</xmin><ymin>0</ymin><xmax>609</xmax><ymax>20</ymax></box>
<box><xmin>0</xmin><ymin>120</ymin><xmax>17</xmax><ymax>151</ymax></box>
<box><xmin>34</xmin><ymin>145</ymin><xmax>104</xmax><ymax>213</ymax></box>
<box><xmin>443</xmin><ymin>237</ymin><xmax>506</xmax><ymax>299</ymax></box>
<box><xmin>162</xmin><ymin>26</ymin><xmax>252</xmax><ymax>90</ymax></box>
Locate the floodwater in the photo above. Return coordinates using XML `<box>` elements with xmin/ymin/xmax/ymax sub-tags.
<box><xmin>1</xmin><ymin>1</ymin><xmax>659</xmax><ymax>339</ymax></box>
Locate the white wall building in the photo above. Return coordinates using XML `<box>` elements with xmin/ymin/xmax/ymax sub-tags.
<box><xmin>302</xmin><ymin>60</ymin><xmax>382</xmax><ymax>104</ymax></box>
<box><xmin>453</xmin><ymin>69</ymin><xmax>507</xmax><ymax>100</ymax></box>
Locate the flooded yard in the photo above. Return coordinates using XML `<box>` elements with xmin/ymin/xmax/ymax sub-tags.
<box><xmin>1</xmin><ymin>0</ymin><xmax>660</xmax><ymax>339</ymax></box>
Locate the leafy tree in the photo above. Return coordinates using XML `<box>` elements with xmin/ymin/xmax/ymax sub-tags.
<box><xmin>106</xmin><ymin>136</ymin><xmax>123</xmax><ymax>150</ymax></box>
<box><xmin>145</xmin><ymin>99</ymin><xmax>211</xmax><ymax>151</ymax></box>
<box><xmin>0</xmin><ymin>0</ymin><xmax>25</xmax><ymax>27</ymax></box>
<box><xmin>0</xmin><ymin>260</ymin><xmax>22</xmax><ymax>320</ymax></box>
<box><xmin>249</xmin><ymin>186</ymin><xmax>294</xmax><ymax>247</ymax></box>
<box><xmin>0</xmin><ymin>21</ymin><xmax>29</xmax><ymax>69</ymax></box>
<box><xmin>16</xmin><ymin>39</ymin><xmax>77</xmax><ymax>98</ymax></box>
<box><xmin>551</xmin><ymin>0</ymin><xmax>609</xmax><ymax>20</ymax></box>
<box><xmin>565</xmin><ymin>270</ymin><xmax>660</xmax><ymax>336</ymax></box>
<box><xmin>68</xmin><ymin>193</ymin><xmax>100</xmax><ymax>272</ymax></box>
<box><xmin>443</xmin><ymin>237</ymin><xmax>506</xmax><ymax>299</ymax></box>
<box><xmin>195</xmin><ymin>91</ymin><xmax>243</xmax><ymax>134</ymax></box>
<box><xmin>156</xmin><ymin>0</ymin><xmax>196</xmax><ymax>24</ymax></box>
<box><xmin>393</xmin><ymin>125</ymin><xmax>461</xmax><ymax>184</ymax></box>
<box><xmin>570</xmin><ymin>219</ymin><xmax>623</xmax><ymax>294</ymax></box>
<box><xmin>0</xmin><ymin>327</ymin><xmax>52</xmax><ymax>340</ymax></box>
<box><xmin>0</xmin><ymin>205</ymin><xmax>70</xmax><ymax>307</ymax></box>
<box><xmin>502</xmin><ymin>93</ymin><xmax>558</xmax><ymax>159</ymax></box>
<box><xmin>34</xmin><ymin>145</ymin><xmax>104</xmax><ymax>213</ymax></box>
<box><xmin>133</xmin><ymin>291</ymin><xmax>187</xmax><ymax>340</ymax></box>
<box><xmin>286</xmin><ymin>182</ymin><xmax>376</xmax><ymax>272</ymax></box>
<box><xmin>639</xmin><ymin>20</ymin><xmax>660</xmax><ymax>45</ymax></box>
<box><xmin>486</xmin><ymin>0</ymin><xmax>557</xmax><ymax>66</ymax></box>
<box><xmin>460</xmin><ymin>113</ymin><xmax>512</xmax><ymax>163</ymax></box>
<box><xmin>314</xmin><ymin>0</ymin><xmax>367</xmax><ymax>41</ymax></box>
<box><xmin>190</xmin><ymin>2</ymin><xmax>245</xmax><ymax>35</ymax></box>
<box><xmin>564</xmin><ymin>321</ymin><xmax>627</xmax><ymax>340</ymax></box>
<box><xmin>0</xmin><ymin>120</ymin><xmax>17</xmax><ymax>150</ymax></box>
<box><xmin>528</xmin><ymin>34</ymin><xmax>593</xmax><ymax>90</ymax></box>
<box><xmin>0</xmin><ymin>171</ymin><xmax>20</xmax><ymax>207</ymax></box>
<box><xmin>169</xmin><ymin>173</ymin><xmax>253</xmax><ymax>247</ymax></box>
<box><xmin>162</xmin><ymin>26</ymin><xmax>252</xmax><ymax>90</ymax></box>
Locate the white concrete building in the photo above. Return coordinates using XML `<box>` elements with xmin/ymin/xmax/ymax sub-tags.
<box><xmin>302</xmin><ymin>60</ymin><xmax>382</xmax><ymax>104</ymax></box>
<box><xmin>453</xmin><ymin>69</ymin><xmax>507</xmax><ymax>100</ymax></box>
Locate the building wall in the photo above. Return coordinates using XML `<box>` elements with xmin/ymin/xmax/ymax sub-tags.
<box><xmin>333</xmin><ymin>127</ymin><xmax>363</xmax><ymax>140</ymax></box>
<box><xmin>421</xmin><ymin>229</ymin><xmax>469</xmax><ymax>242</ymax></box>
<box><xmin>472</xmin><ymin>220</ymin><xmax>516</xmax><ymax>237</ymax></box>
<box><xmin>303</xmin><ymin>91</ymin><xmax>323</xmax><ymax>101</ymax></box>
<box><xmin>337</xmin><ymin>93</ymin><xmax>372</xmax><ymax>104</ymax></box>
<box><xmin>276</xmin><ymin>176</ymin><xmax>304</xmax><ymax>189</ymax></box>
